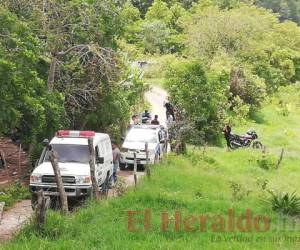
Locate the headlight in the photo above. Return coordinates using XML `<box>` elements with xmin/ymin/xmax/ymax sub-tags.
<box><xmin>30</xmin><ymin>174</ymin><xmax>42</xmax><ymax>183</ymax></box>
<box><xmin>76</xmin><ymin>175</ymin><xmax>91</xmax><ymax>184</ymax></box>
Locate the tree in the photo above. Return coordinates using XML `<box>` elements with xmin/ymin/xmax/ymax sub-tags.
<box><xmin>256</xmin><ymin>0</ymin><xmax>300</xmax><ymax>24</ymax></box>
<box><xmin>145</xmin><ymin>0</ymin><xmax>173</xmax><ymax>24</ymax></box>
<box><xmin>0</xmin><ymin>7</ymin><xmax>66</xmax><ymax>145</ymax></box>
<box><xmin>141</xmin><ymin>20</ymin><xmax>171</xmax><ymax>53</ymax></box>
<box><xmin>165</xmin><ymin>60</ymin><xmax>228</xmax><ymax>142</ymax></box>
<box><xmin>0</xmin><ymin>0</ymin><xmax>145</xmax><ymax>147</ymax></box>
<box><xmin>183</xmin><ymin>4</ymin><xmax>300</xmax><ymax>96</ymax></box>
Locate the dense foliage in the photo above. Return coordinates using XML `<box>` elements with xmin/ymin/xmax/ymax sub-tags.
<box><xmin>0</xmin><ymin>8</ymin><xmax>66</xmax><ymax>145</ymax></box>
<box><xmin>0</xmin><ymin>0</ymin><xmax>145</xmax><ymax>149</ymax></box>
<box><xmin>165</xmin><ymin>60</ymin><xmax>228</xmax><ymax>142</ymax></box>
<box><xmin>119</xmin><ymin>0</ymin><xmax>300</xmax><ymax>143</ymax></box>
<box><xmin>1</xmin><ymin>0</ymin><xmax>300</xmax><ymax>148</ymax></box>
<box><xmin>256</xmin><ymin>0</ymin><xmax>300</xmax><ymax>24</ymax></box>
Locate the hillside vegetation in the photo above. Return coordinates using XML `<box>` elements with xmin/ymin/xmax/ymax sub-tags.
<box><xmin>1</xmin><ymin>0</ymin><xmax>300</xmax><ymax>152</ymax></box>
<box><xmin>120</xmin><ymin>0</ymin><xmax>300</xmax><ymax>144</ymax></box>
<box><xmin>3</xmin><ymin>84</ymin><xmax>300</xmax><ymax>250</ymax></box>
<box><xmin>1</xmin><ymin>1</ymin><xmax>300</xmax><ymax>249</ymax></box>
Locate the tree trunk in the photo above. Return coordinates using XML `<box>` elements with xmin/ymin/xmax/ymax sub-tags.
<box><xmin>174</xmin><ymin>130</ymin><xmax>186</xmax><ymax>155</ymax></box>
<box><xmin>18</xmin><ymin>144</ymin><xmax>21</xmax><ymax>180</ymax></box>
<box><xmin>36</xmin><ymin>190</ymin><xmax>50</xmax><ymax>229</ymax></box>
<box><xmin>0</xmin><ymin>150</ymin><xmax>9</xmax><ymax>180</ymax></box>
<box><xmin>88</xmin><ymin>138</ymin><xmax>100</xmax><ymax>199</ymax></box>
<box><xmin>49</xmin><ymin>150</ymin><xmax>68</xmax><ymax>214</ymax></box>
<box><xmin>47</xmin><ymin>56</ymin><xmax>57</xmax><ymax>92</ymax></box>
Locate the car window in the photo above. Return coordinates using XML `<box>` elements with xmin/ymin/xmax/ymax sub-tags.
<box><xmin>95</xmin><ymin>146</ymin><xmax>100</xmax><ymax>159</ymax></box>
<box><xmin>125</xmin><ymin>128</ymin><xmax>158</xmax><ymax>143</ymax></box>
<box><xmin>44</xmin><ymin>144</ymin><xmax>90</xmax><ymax>164</ymax></box>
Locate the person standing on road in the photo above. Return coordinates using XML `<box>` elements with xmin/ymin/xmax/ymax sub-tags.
<box><xmin>151</xmin><ymin>115</ymin><xmax>160</xmax><ymax>125</ymax></box>
<box><xmin>112</xmin><ymin>142</ymin><xmax>121</xmax><ymax>184</ymax></box>
<box><xmin>164</xmin><ymin>97</ymin><xmax>175</xmax><ymax>121</ymax></box>
<box><xmin>166</xmin><ymin>114</ymin><xmax>174</xmax><ymax>128</ymax></box>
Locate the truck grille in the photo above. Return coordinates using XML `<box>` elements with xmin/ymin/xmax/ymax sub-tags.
<box><xmin>42</xmin><ymin>175</ymin><xmax>75</xmax><ymax>184</ymax></box>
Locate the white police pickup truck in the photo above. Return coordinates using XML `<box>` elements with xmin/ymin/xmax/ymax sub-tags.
<box><xmin>30</xmin><ymin>130</ymin><xmax>113</xmax><ymax>206</ymax></box>
<box><xmin>120</xmin><ymin>125</ymin><xmax>167</xmax><ymax>168</ymax></box>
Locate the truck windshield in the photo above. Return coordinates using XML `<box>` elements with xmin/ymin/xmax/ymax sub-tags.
<box><xmin>44</xmin><ymin>144</ymin><xmax>90</xmax><ymax>164</ymax></box>
<box><xmin>126</xmin><ymin>129</ymin><xmax>158</xmax><ymax>143</ymax></box>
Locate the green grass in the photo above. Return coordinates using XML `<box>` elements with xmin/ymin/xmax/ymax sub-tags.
<box><xmin>237</xmin><ymin>84</ymin><xmax>300</xmax><ymax>153</ymax></box>
<box><xmin>0</xmin><ymin>183</ymin><xmax>30</xmax><ymax>210</ymax></box>
<box><xmin>3</xmin><ymin>150</ymin><xmax>300</xmax><ymax>250</ymax></box>
<box><xmin>2</xmin><ymin>85</ymin><xmax>300</xmax><ymax>249</ymax></box>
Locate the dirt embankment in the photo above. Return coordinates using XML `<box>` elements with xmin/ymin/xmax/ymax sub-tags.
<box><xmin>0</xmin><ymin>138</ymin><xmax>30</xmax><ymax>186</ymax></box>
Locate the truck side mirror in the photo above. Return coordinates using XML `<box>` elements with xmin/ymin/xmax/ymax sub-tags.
<box><xmin>121</xmin><ymin>137</ymin><xmax>125</xmax><ymax>141</ymax></box>
<box><xmin>42</xmin><ymin>139</ymin><xmax>49</xmax><ymax>147</ymax></box>
<box><xmin>96</xmin><ymin>157</ymin><xmax>104</xmax><ymax>164</ymax></box>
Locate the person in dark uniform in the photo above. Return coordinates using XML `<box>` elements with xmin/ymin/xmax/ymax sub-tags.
<box><xmin>10</xmin><ymin>127</ymin><xmax>21</xmax><ymax>145</ymax></box>
<box><xmin>164</xmin><ymin>98</ymin><xmax>175</xmax><ymax>121</ymax></box>
<box><xmin>223</xmin><ymin>121</ymin><xmax>232</xmax><ymax>151</ymax></box>
<box><xmin>151</xmin><ymin>115</ymin><xmax>160</xmax><ymax>125</ymax></box>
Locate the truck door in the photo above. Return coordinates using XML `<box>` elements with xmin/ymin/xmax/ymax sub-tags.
<box><xmin>95</xmin><ymin>145</ymin><xmax>104</xmax><ymax>185</ymax></box>
<box><xmin>105</xmin><ymin>139</ymin><xmax>113</xmax><ymax>178</ymax></box>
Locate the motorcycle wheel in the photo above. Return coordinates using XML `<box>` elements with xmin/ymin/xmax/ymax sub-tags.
<box><xmin>252</xmin><ymin>141</ymin><xmax>263</xmax><ymax>149</ymax></box>
<box><xmin>245</xmin><ymin>140</ymin><xmax>251</xmax><ymax>147</ymax></box>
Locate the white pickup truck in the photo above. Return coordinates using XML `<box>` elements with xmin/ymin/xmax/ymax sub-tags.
<box><xmin>29</xmin><ymin>130</ymin><xmax>113</xmax><ymax>207</ymax></box>
<box><xmin>120</xmin><ymin>125</ymin><xmax>167</xmax><ymax>168</ymax></box>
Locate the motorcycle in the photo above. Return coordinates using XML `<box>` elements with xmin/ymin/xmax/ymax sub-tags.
<box><xmin>229</xmin><ymin>130</ymin><xmax>263</xmax><ymax>149</ymax></box>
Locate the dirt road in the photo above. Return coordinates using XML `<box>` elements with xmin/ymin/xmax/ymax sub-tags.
<box><xmin>0</xmin><ymin>200</ymin><xmax>32</xmax><ymax>241</ymax></box>
<box><xmin>144</xmin><ymin>85</ymin><xmax>168</xmax><ymax>126</ymax></box>
<box><xmin>0</xmin><ymin>85</ymin><xmax>166</xmax><ymax>242</ymax></box>
<box><xmin>0</xmin><ymin>170</ymin><xmax>144</xmax><ymax>242</ymax></box>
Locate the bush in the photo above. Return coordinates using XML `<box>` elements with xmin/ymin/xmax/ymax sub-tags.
<box><xmin>165</xmin><ymin>60</ymin><xmax>228</xmax><ymax>143</ymax></box>
<box><xmin>265</xmin><ymin>191</ymin><xmax>300</xmax><ymax>216</ymax></box>
<box><xmin>229</xmin><ymin>68</ymin><xmax>267</xmax><ymax>108</ymax></box>
<box><xmin>229</xmin><ymin>181</ymin><xmax>252</xmax><ymax>201</ymax></box>
<box><xmin>140</xmin><ymin>20</ymin><xmax>171</xmax><ymax>54</ymax></box>
<box><xmin>257</xmin><ymin>154</ymin><xmax>277</xmax><ymax>170</ymax></box>
<box><xmin>230</xmin><ymin>96</ymin><xmax>250</xmax><ymax>124</ymax></box>
<box><xmin>276</xmin><ymin>101</ymin><xmax>291</xmax><ymax>117</ymax></box>
<box><xmin>0</xmin><ymin>183</ymin><xmax>30</xmax><ymax>209</ymax></box>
